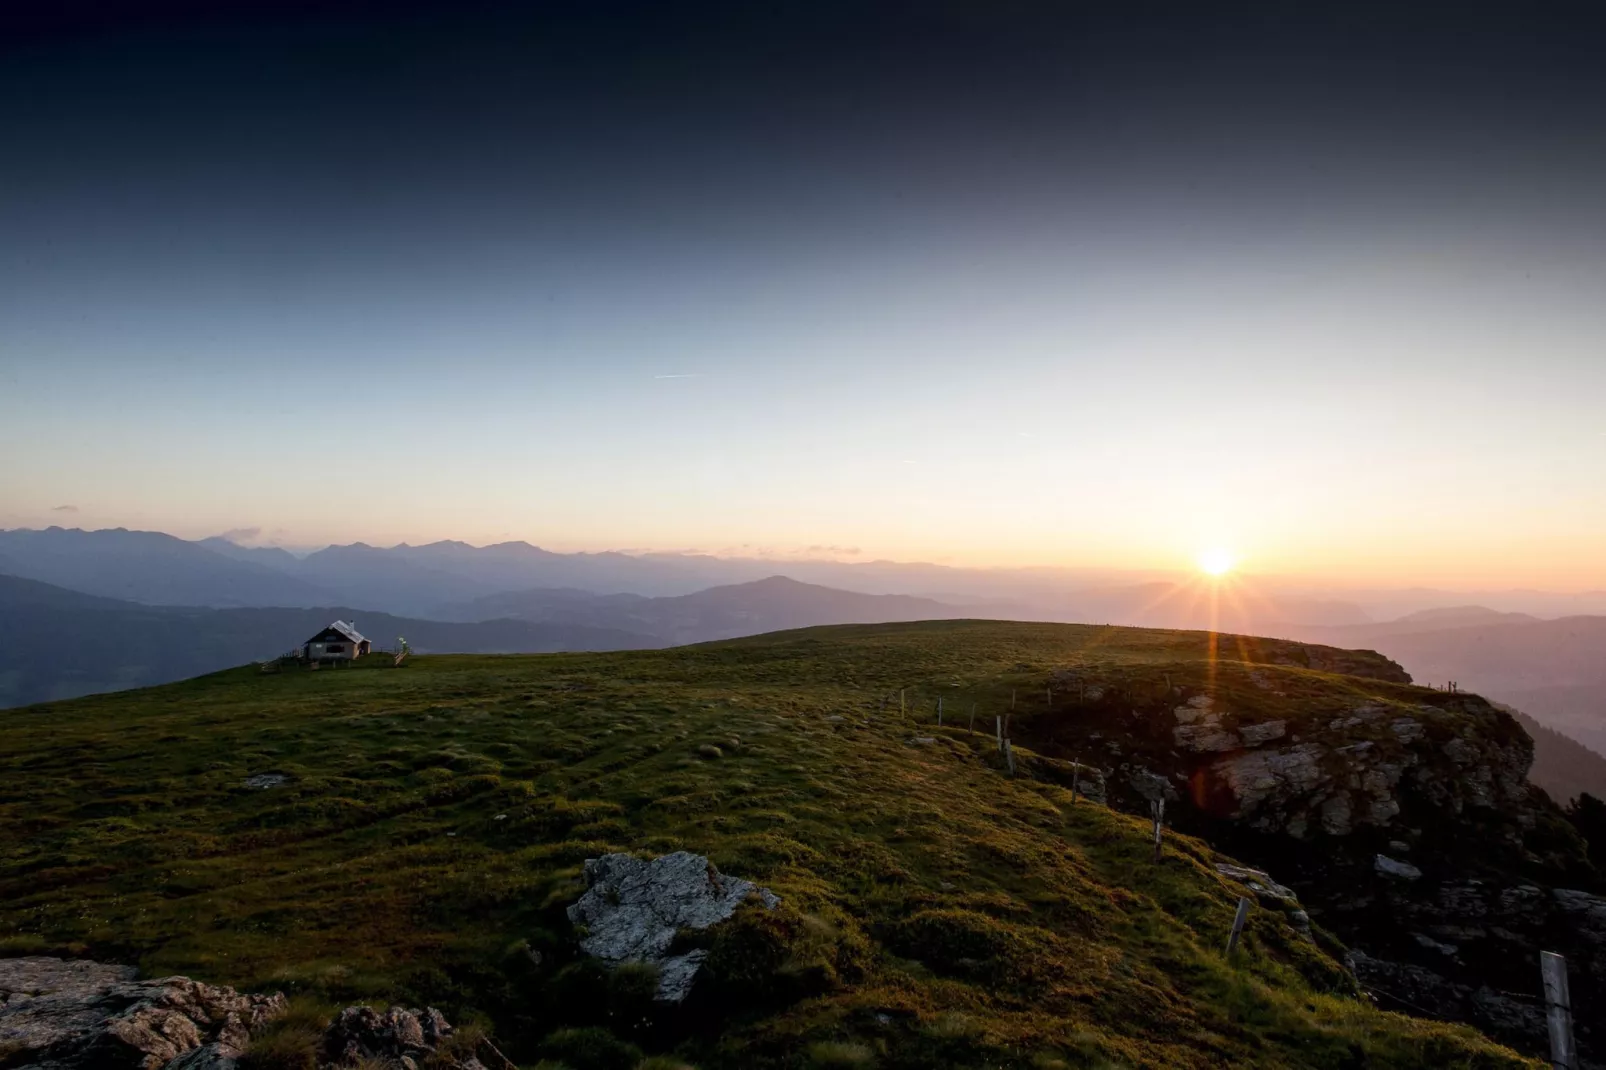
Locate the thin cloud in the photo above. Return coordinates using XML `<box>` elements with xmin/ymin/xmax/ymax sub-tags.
<box><xmin>220</xmin><ymin>526</ymin><xmax>262</xmax><ymax>543</ymax></box>
<box><xmin>805</xmin><ymin>544</ymin><xmax>861</xmax><ymax>556</ymax></box>
<box><xmin>50</xmin><ymin>504</ymin><xmax>78</xmax><ymax>513</ymax></box>
<box><xmin>653</xmin><ymin>373</ymin><xmax>703</xmax><ymax>379</ymax></box>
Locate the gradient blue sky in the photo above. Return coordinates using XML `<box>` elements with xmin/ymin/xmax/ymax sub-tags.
<box><xmin>3</xmin><ymin>3</ymin><xmax>1604</xmax><ymax>586</ymax></box>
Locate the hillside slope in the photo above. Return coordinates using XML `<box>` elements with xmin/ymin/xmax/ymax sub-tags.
<box><xmin>0</xmin><ymin>622</ymin><xmax>1549</xmax><ymax>1069</ymax></box>
<box><xmin>449</xmin><ymin>575</ymin><xmax>965</xmax><ymax>643</ymax></box>
<box><xmin>1503</xmin><ymin>704</ymin><xmax>1606</xmax><ymax>805</ymax></box>
<box><xmin>0</xmin><ymin>574</ymin><xmax>655</xmax><ymax>708</ymax></box>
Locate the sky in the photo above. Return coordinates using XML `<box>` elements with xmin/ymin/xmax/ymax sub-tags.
<box><xmin>2</xmin><ymin>2</ymin><xmax>1605</xmax><ymax>588</ymax></box>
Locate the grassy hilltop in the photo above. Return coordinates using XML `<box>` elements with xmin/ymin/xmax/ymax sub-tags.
<box><xmin>0</xmin><ymin>621</ymin><xmax>1538</xmax><ymax>1068</ymax></box>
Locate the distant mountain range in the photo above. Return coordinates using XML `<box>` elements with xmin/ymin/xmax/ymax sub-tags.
<box><xmin>0</xmin><ymin>571</ymin><xmax>968</xmax><ymax>709</ymax></box>
<box><xmin>0</xmin><ymin>527</ymin><xmax>333</xmax><ymax>607</ymax></box>
<box><xmin>0</xmin><ymin>573</ymin><xmax>655</xmax><ymax>709</ymax></box>
<box><xmin>4</xmin><ymin>525</ymin><xmax>1604</xmax><ymax>796</ymax></box>
<box><xmin>441</xmin><ymin>575</ymin><xmax>963</xmax><ymax>644</ymax></box>
<box><xmin>0</xmin><ymin>527</ymin><xmax>1374</xmax><ymax>630</ymax></box>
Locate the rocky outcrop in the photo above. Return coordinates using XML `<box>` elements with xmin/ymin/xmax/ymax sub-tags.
<box><xmin>0</xmin><ymin>957</ymin><xmax>285</xmax><ymax>1069</ymax></box>
<box><xmin>0</xmin><ymin>958</ymin><xmax>515</xmax><ymax>1070</ymax></box>
<box><xmin>1195</xmin><ymin>701</ymin><xmax>1531</xmax><ymax>840</ymax></box>
<box><xmin>568</xmin><ymin>851</ymin><xmax>780</xmax><ymax>1002</ymax></box>
<box><xmin>1336</xmin><ymin>882</ymin><xmax>1606</xmax><ymax>1066</ymax></box>
<box><xmin>320</xmin><ymin>1005</ymin><xmax>515</xmax><ymax>1070</ymax></box>
<box><xmin>1016</xmin><ymin>654</ymin><xmax>1602</xmax><ymax>1066</ymax></box>
<box><xmin>1215</xmin><ymin>863</ymin><xmax>1312</xmax><ymax>933</ymax></box>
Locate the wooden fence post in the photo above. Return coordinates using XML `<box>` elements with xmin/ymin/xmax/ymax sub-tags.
<box><xmin>1225</xmin><ymin>897</ymin><xmax>1251</xmax><ymax>956</ymax></box>
<box><xmin>1071</xmin><ymin>756</ymin><xmax>1080</xmax><ymax>803</ymax></box>
<box><xmin>995</xmin><ymin>716</ymin><xmax>1002</xmax><ymax>750</ymax></box>
<box><xmin>937</xmin><ymin>697</ymin><xmax>944</xmax><ymax>726</ymax></box>
<box><xmin>1004</xmin><ymin>739</ymin><xmax>1016</xmax><ymax>776</ymax></box>
<box><xmin>1541</xmin><ymin>951</ymin><xmax>1577</xmax><ymax>1070</ymax></box>
<box><xmin>1151</xmin><ymin>799</ymin><xmax>1165</xmax><ymax>863</ymax></box>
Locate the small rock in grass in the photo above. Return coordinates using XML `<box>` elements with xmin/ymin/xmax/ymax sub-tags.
<box><xmin>568</xmin><ymin>851</ymin><xmax>780</xmax><ymax>1002</ymax></box>
<box><xmin>242</xmin><ymin>773</ymin><xmax>288</xmax><ymax>790</ymax></box>
<box><xmin>1375</xmin><ymin>854</ymin><xmax>1422</xmax><ymax>880</ymax></box>
<box><xmin>697</xmin><ymin>744</ymin><xmax>723</xmax><ymax>759</ymax></box>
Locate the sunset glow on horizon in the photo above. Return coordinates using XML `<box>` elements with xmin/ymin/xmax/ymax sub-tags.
<box><xmin>1</xmin><ymin>5</ymin><xmax>1603</xmax><ymax>593</ymax></box>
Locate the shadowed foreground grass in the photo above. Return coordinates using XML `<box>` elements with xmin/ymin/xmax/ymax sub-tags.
<box><xmin>0</xmin><ymin>621</ymin><xmax>1539</xmax><ymax>1068</ymax></box>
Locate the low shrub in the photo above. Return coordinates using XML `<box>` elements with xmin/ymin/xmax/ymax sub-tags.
<box><xmin>538</xmin><ymin>1027</ymin><xmax>644</xmax><ymax>1070</ymax></box>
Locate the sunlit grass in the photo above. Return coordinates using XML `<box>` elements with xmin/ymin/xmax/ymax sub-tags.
<box><xmin>0</xmin><ymin>621</ymin><xmax>1538</xmax><ymax>1068</ymax></box>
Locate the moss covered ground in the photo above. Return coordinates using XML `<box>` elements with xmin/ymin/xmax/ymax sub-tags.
<box><xmin>0</xmin><ymin>621</ymin><xmax>1540</xmax><ymax>1068</ymax></box>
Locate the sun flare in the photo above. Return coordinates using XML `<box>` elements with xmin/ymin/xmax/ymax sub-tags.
<box><xmin>1197</xmin><ymin>548</ymin><xmax>1237</xmax><ymax>577</ymax></box>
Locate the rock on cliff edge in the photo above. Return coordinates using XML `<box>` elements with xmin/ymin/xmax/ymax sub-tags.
<box><xmin>1031</xmin><ymin>654</ymin><xmax>1602</xmax><ymax>1066</ymax></box>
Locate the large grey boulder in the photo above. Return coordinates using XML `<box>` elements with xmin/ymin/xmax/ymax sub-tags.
<box><xmin>0</xmin><ymin>957</ymin><xmax>285</xmax><ymax>1069</ymax></box>
<box><xmin>567</xmin><ymin>851</ymin><xmax>780</xmax><ymax>1002</ymax></box>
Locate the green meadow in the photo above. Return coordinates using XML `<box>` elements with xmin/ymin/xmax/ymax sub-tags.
<box><xmin>0</xmin><ymin>621</ymin><xmax>1538</xmax><ymax>1068</ymax></box>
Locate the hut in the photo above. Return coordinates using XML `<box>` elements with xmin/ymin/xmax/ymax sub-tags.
<box><xmin>303</xmin><ymin>620</ymin><xmax>370</xmax><ymax>663</ymax></box>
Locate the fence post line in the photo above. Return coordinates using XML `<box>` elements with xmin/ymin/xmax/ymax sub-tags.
<box><xmin>1151</xmin><ymin>799</ymin><xmax>1165</xmax><ymax>863</ymax></box>
<box><xmin>1541</xmin><ymin>951</ymin><xmax>1577</xmax><ymax>1070</ymax></box>
<box><xmin>1004</xmin><ymin>739</ymin><xmax>1016</xmax><ymax>776</ymax></box>
<box><xmin>937</xmin><ymin>697</ymin><xmax>944</xmax><ymax>726</ymax></box>
<box><xmin>1225</xmin><ymin>897</ymin><xmax>1251</xmax><ymax>956</ymax></box>
<box><xmin>995</xmin><ymin>715</ymin><xmax>1002</xmax><ymax>751</ymax></box>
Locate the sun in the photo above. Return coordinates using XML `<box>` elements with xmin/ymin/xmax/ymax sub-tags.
<box><xmin>1197</xmin><ymin>547</ymin><xmax>1237</xmax><ymax>578</ymax></box>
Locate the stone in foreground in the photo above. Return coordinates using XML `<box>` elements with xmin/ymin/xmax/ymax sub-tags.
<box><xmin>568</xmin><ymin>851</ymin><xmax>780</xmax><ymax>1002</ymax></box>
<box><xmin>320</xmin><ymin>1004</ymin><xmax>515</xmax><ymax>1070</ymax></box>
<box><xmin>0</xmin><ymin>956</ymin><xmax>285</xmax><ymax>1069</ymax></box>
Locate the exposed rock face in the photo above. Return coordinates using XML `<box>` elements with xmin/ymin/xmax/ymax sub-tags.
<box><xmin>1199</xmin><ymin>702</ymin><xmax>1532</xmax><ymax>840</ymax></box>
<box><xmin>0</xmin><ymin>959</ymin><xmax>513</xmax><ymax>1070</ymax></box>
<box><xmin>319</xmin><ymin>1005</ymin><xmax>515</xmax><ymax>1070</ymax></box>
<box><xmin>1016</xmin><ymin>653</ymin><xmax>1602</xmax><ymax>1066</ymax></box>
<box><xmin>1215</xmin><ymin>863</ymin><xmax>1312</xmax><ymax>933</ymax></box>
<box><xmin>0</xmin><ymin>957</ymin><xmax>285</xmax><ymax>1069</ymax></box>
<box><xmin>321</xmin><ymin>1005</ymin><xmax>452</xmax><ymax>1067</ymax></box>
<box><xmin>568</xmin><ymin>851</ymin><xmax>780</xmax><ymax>1002</ymax></box>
